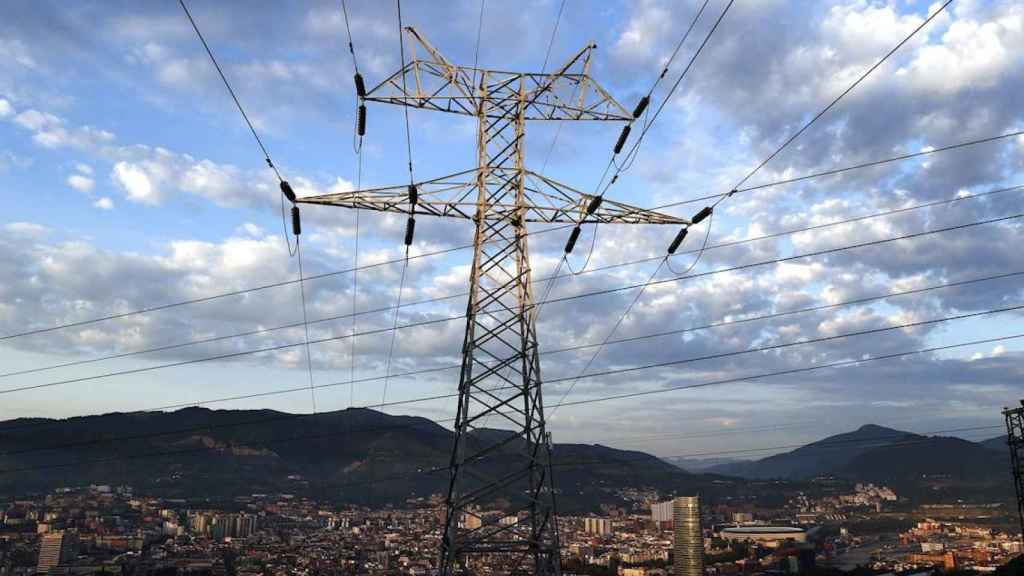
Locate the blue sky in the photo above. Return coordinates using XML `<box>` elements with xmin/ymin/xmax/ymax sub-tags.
<box><xmin>1</xmin><ymin>0</ymin><xmax>1023</xmax><ymax>460</ymax></box>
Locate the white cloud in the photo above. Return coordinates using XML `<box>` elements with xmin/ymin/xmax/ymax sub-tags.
<box><xmin>13</xmin><ymin>109</ymin><xmax>59</xmax><ymax>131</ymax></box>
<box><xmin>238</xmin><ymin>223</ymin><xmax>264</xmax><ymax>237</ymax></box>
<box><xmin>75</xmin><ymin>163</ymin><xmax>93</xmax><ymax>175</ymax></box>
<box><xmin>11</xmin><ymin>109</ymin><xmax>116</xmax><ymax>150</ymax></box>
<box><xmin>612</xmin><ymin>0</ymin><xmax>673</xmax><ymax>64</ymax></box>
<box><xmin>111</xmin><ymin>161</ymin><xmax>160</xmax><ymax>204</ymax></box>
<box><xmin>93</xmin><ymin>197</ymin><xmax>114</xmax><ymax>210</ymax></box>
<box><xmin>902</xmin><ymin>7</ymin><xmax>1024</xmax><ymax>94</ymax></box>
<box><xmin>4</xmin><ymin>221</ymin><xmax>49</xmax><ymax>238</ymax></box>
<box><xmin>67</xmin><ymin>173</ymin><xmax>95</xmax><ymax>193</ymax></box>
<box><xmin>0</xmin><ymin>98</ymin><xmax>12</xmax><ymax>118</ymax></box>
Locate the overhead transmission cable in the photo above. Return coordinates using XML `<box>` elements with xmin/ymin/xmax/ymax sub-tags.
<box><xmin>178</xmin><ymin>0</ymin><xmax>318</xmax><ymax>409</ymax></box>
<box><xmin>537</xmin><ymin>0</ymin><xmax>569</xmax><ymax>174</ymax></box>
<box><xmin>562</xmin><ymin>0</ymin><xmax>715</xmax><ymax>274</ymax></box>
<box><xmin>3</xmin><ymin>264</ymin><xmax>1018</xmax><ymax>438</ymax></box>
<box><xmin>566</xmin><ymin>0</ymin><xmax>955</xmax><ymax>410</ymax></box>
<box><xmin>3</xmin><ymin>193</ymin><xmax>1020</xmax><ymax>386</ymax></box>
<box><xmin>3</xmin><ymin>126</ymin><xmax>1016</xmax><ymax>344</ymax></box>
<box><xmin>0</xmin><ymin>331</ymin><xmax>1015</xmax><ymax>468</ymax></box>
<box><xmin>668</xmin><ymin>0</ymin><xmax>954</xmax><ymax>274</ymax></box>
<box><xmin>1</xmin><ymin>209</ymin><xmax>1019</xmax><ymax>400</ymax></box>
<box><xmin>343</xmin><ymin>0</ymin><xmax>368</xmax><ymax>409</ymax></box>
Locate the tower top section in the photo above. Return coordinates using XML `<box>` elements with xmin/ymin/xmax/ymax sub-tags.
<box><xmin>364</xmin><ymin>27</ymin><xmax>633</xmax><ymax>121</ymax></box>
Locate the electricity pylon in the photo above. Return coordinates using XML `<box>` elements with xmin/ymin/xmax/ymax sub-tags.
<box><xmin>299</xmin><ymin>27</ymin><xmax>686</xmax><ymax>576</ymax></box>
<box><xmin>1004</xmin><ymin>402</ymin><xmax>1024</xmax><ymax>544</ymax></box>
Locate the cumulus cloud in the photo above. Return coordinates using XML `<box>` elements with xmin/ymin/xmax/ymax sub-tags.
<box><xmin>111</xmin><ymin>160</ymin><xmax>160</xmax><ymax>204</ymax></box>
<box><xmin>93</xmin><ymin>197</ymin><xmax>114</xmax><ymax>210</ymax></box>
<box><xmin>67</xmin><ymin>173</ymin><xmax>95</xmax><ymax>193</ymax></box>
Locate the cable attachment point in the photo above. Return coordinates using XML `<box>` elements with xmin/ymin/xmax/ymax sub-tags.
<box><xmin>564</xmin><ymin>226</ymin><xmax>582</xmax><ymax>254</ymax></box>
<box><xmin>357</xmin><ymin>104</ymin><xmax>367</xmax><ymax>136</ymax></box>
<box><xmin>632</xmin><ymin>96</ymin><xmax>650</xmax><ymax>119</ymax></box>
<box><xmin>408</xmin><ymin>184</ymin><xmax>418</xmax><ymax>207</ymax></box>
<box><xmin>585</xmin><ymin>195</ymin><xmax>604</xmax><ymax>216</ymax></box>
<box><xmin>727</xmin><ymin>189</ymin><xmax>737</xmax><ymax>198</ymax></box>
<box><xmin>404</xmin><ymin>217</ymin><xmax>416</xmax><ymax>246</ymax></box>
<box><xmin>291</xmin><ymin>206</ymin><xmax>302</xmax><ymax>236</ymax></box>
<box><xmin>280</xmin><ymin>180</ymin><xmax>297</xmax><ymax>203</ymax></box>
<box><xmin>667</xmin><ymin>227</ymin><xmax>688</xmax><ymax>254</ymax></box>
<box><xmin>691</xmin><ymin>206</ymin><xmax>713</xmax><ymax>224</ymax></box>
<box><xmin>354</xmin><ymin>73</ymin><xmax>366</xmax><ymax>99</ymax></box>
<box><xmin>613</xmin><ymin>125</ymin><xmax>632</xmax><ymax>154</ymax></box>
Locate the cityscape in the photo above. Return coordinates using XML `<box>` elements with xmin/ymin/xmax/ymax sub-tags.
<box><xmin>2</xmin><ymin>0</ymin><xmax>1024</xmax><ymax>575</ymax></box>
<box><xmin>1</xmin><ymin>474</ymin><xmax>1021</xmax><ymax>576</ymax></box>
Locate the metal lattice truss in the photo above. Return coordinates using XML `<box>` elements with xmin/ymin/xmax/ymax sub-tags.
<box><xmin>365</xmin><ymin>27</ymin><xmax>632</xmax><ymax>121</ymax></box>
<box><xmin>1005</xmin><ymin>403</ymin><xmax>1024</xmax><ymax>543</ymax></box>
<box><xmin>298</xmin><ymin>27</ymin><xmax>684</xmax><ymax>576</ymax></box>
<box><xmin>298</xmin><ymin>167</ymin><xmax>686</xmax><ymax>225</ymax></box>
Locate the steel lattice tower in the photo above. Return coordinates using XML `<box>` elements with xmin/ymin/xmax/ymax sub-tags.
<box><xmin>299</xmin><ymin>28</ymin><xmax>685</xmax><ymax>576</ymax></box>
<box><xmin>1004</xmin><ymin>402</ymin><xmax>1024</xmax><ymax>543</ymax></box>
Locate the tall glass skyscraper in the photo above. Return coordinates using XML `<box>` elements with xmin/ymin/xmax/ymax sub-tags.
<box><xmin>673</xmin><ymin>496</ymin><xmax>703</xmax><ymax>576</ymax></box>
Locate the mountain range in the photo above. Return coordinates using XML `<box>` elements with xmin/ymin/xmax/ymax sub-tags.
<box><xmin>706</xmin><ymin>424</ymin><xmax>1012</xmax><ymax>498</ymax></box>
<box><xmin>0</xmin><ymin>409</ymin><xmax>1011</xmax><ymax>508</ymax></box>
<box><xmin>0</xmin><ymin>407</ymin><xmax>724</xmax><ymax>512</ymax></box>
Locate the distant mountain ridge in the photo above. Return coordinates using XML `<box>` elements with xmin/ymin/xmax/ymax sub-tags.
<box><xmin>706</xmin><ymin>424</ymin><xmax>1010</xmax><ymax>497</ymax></box>
<box><xmin>708</xmin><ymin>424</ymin><xmax>915</xmax><ymax>479</ymax></box>
<box><xmin>0</xmin><ymin>407</ymin><xmax>719</xmax><ymax>512</ymax></box>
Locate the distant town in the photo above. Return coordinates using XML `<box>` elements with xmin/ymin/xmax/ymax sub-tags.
<box><xmin>1</xmin><ymin>480</ymin><xmax>1019</xmax><ymax>576</ymax></box>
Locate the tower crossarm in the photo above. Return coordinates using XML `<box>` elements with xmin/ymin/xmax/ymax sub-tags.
<box><xmin>364</xmin><ymin>27</ymin><xmax>633</xmax><ymax>121</ymax></box>
<box><xmin>296</xmin><ymin>168</ymin><xmax>688</xmax><ymax>225</ymax></box>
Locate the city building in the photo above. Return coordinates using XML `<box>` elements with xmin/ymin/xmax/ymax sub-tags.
<box><xmin>583</xmin><ymin>518</ymin><xmax>611</xmax><ymax>536</ymax></box>
<box><xmin>673</xmin><ymin>496</ymin><xmax>702</xmax><ymax>576</ymax></box>
<box><xmin>36</xmin><ymin>531</ymin><xmax>78</xmax><ymax>574</ymax></box>
<box><xmin>651</xmin><ymin>500</ymin><xmax>673</xmax><ymax>527</ymax></box>
<box><xmin>719</xmin><ymin>526</ymin><xmax>806</xmax><ymax>548</ymax></box>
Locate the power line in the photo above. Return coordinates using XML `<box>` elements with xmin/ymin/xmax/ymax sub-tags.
<box><xmin>0</xmin><ymin>224</ymin><xmax>572</xmax><ymax>342</ymax></box>
<box><xmin>662</xmin><ymin>0</ymin><xmax>952</xmax><ymax>286</ymax></box>
<box><xmin>8</xmin><ymin>181</ymin><xmax>1016</xmax><ymax>382</ymax></box>
<box><xmin>4</xmin><ymin>124</ymin><xmax>1013</xmax><ymax>345</ymax></box>
<box><xmin>472</xmin><ymin>0</ymin><xmax>486</xmax><ymax>72</ymax></box>
<box><xmin>645</xmin><ymin>131</ymin><xmax>1024</xmax><ymax>213</ymax></box>
<box><xmin>296</xmin><ymin>240</ymin><xmax>318</xmax><ymax>413</ymax></box>
<box><xmin>550</xmin><ymin>259</ymin><xmax>665</xmax><ymax>416</ymax></box>
<box><xmin>3</xmin><ymin>264</ymin><xmax>1016</xmax><ymax>438</ymax></box>
<box><xmin>341</xmin><ymin>0</ymin><xmax>360</xmax><ymax>75</ymax></box>
<box><xmin>558</xmin><ymin>331</ymin><xmax>1024</xmax><ymax>410</ymax></box>
<box><xmin>396</xmin><ymin>0</ymin><xmax>415</xmax><ymax>185</ymax></box>
<box><xmin>3</xmin><ymin>203</ymin><xmax>1019</xmax><ymax>392</ymax></box>
<box><xmin>729</xmin><ymin>0</ymin><xmax>954</xmax><ymax>194</ymax></box>
<box><xmin>2</xmin><ymin>292</ymin><xmax>1019</xmax><ymax>451</ymax></box>
<box><xmin>565</xmin><ymin>0</ymin><xmax>719</xmax><ymax>273</ymax></box>
<box><xmin>178</xmin><ymin>0</ymin><xmax>281</xmax><ymax>182</ymax></box>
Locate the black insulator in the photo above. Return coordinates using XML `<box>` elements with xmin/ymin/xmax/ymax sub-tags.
<box><xmin>585</xmin><ymin>195</ymin><xmax>604</xmax><ymax>216</ymax></box>
<box><xmin>691</xmin><ymin>206</ymin><xmax>713</xmax><ymax>224</ymax></box>
<box><xmin>357</xmin><ymin>104</ymin><xmax>366</xmax><ymax>136</ymax></box>
<box><xmin>404</xmin><ymin>217</ymin><xmax>416</xmax><ymax>246</ymax></box>
<box><xmin>354</xmin><ymin>73</ymin><xmax>366</xmax><ymax>98</ymax></box>
<box><xmin>291</xmin><ymin>206</ymin><xmax>301</xmax><ymax>236</ymax></box>
<box><xmin>667</xmin><ymin>227</ymin><xmax>688</xmax><ymax>254</ymax></box>
<box><xmin>613</xmin><ymin>125</ymin><xmax>632</xmax><ymax>154</ymax></box>
<box><xmin>564</xmin><ymin>226</ymin><xmax>582</xmax><ymax>254</ymax></box>
<box><xmin>280</xmin><ymin>180</ymin><xmax>296</xmax><ymax>203</ymax></box>
<box><xmin>408</xmin><ymin>184</ymin><xmax>419</xmax><ymax>206</ymax></box>
<box><xmin>632</xmin><ymin>96</ymin><xmax>650</xmax><ymax>119</ymax></box>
